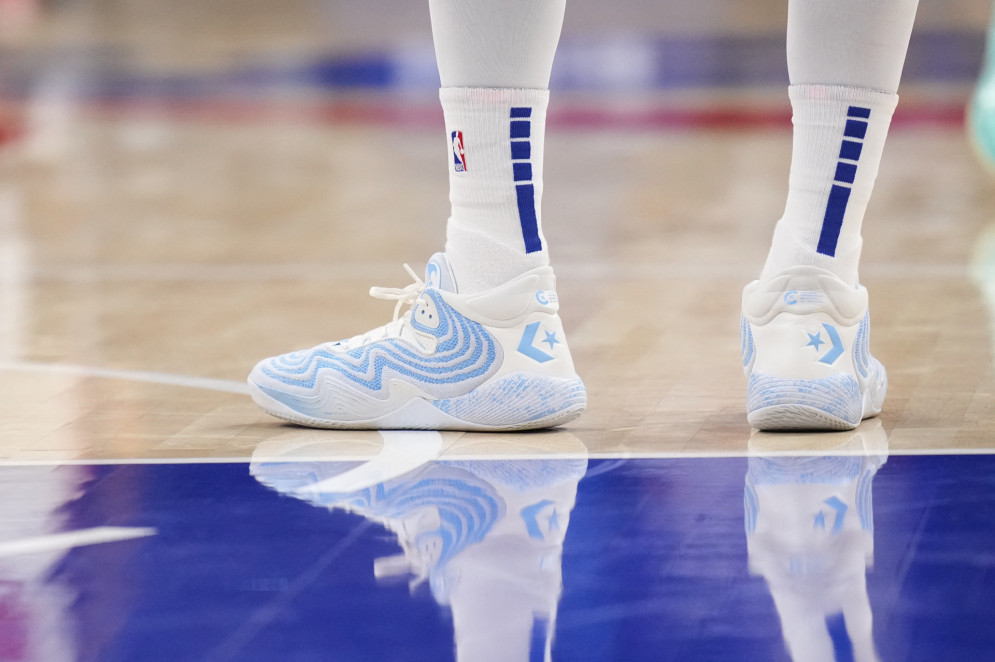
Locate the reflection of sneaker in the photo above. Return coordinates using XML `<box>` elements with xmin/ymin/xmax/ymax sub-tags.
<box><xmin>744</xmin><ymin>420</ymin><xmax>888</xmax><ymax>662</ymax></box>
<box><xmin>251</xmin><ymin>437</ymin><xmax>587</xmax><ymax>662</ymax></box>
<box><xmin>249</xmin><ymin>254</ymin><xmax>586</xmax><ymax>430</ymax></box>
<box><xmin>741</xmin><ymin>266</ymin><xmax>887</xmax><ymax>431</ymax></box>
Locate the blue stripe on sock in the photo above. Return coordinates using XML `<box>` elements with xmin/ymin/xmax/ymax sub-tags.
<box><xmin>511</xmin><ymin>140</ymin><xmax>531</xmax><ymax>160</ymax></box>
<box><xmin>510</xmin><ymin>107</ymin><xmax>532</xmax><ymax>118</ymax></box>
<box><xmin>834</xmin><ymin>161</ymin><xmax>858</xmax><ymax>184</ymax></box>
<box><xmin>516</xmin><ymin>184</ymin><xmax>542</xmax><ymax>253</ymax></box>
<box><xmin>817</xmin><ymin>184</ymin><xmax>852</xmax><ymax>256</ymax></box>
<box><xmin>847</xmin><ymin>105</ymin><xmax>871</xmax><ymax>119</ymax></box>
<box><xmin>826</xmin><ymin>613</ymin><xmax>856</xmax><ymax>662</ymax></box>
<box><xmin>529</xmin><ymin>616</ymin><xmax>550</xmax><ymax>662</ymax></box>
<box><xmin>839</xmin><ymin>139</ymin><xmax>863</xmax><ymax>161</ymax></box>
<box><xmin>513</xmin><ymin>162</ymin><xmax>533</xmax><ymax>182</ymax></box>
<box><xmin>844</xmin><ymin>119</ymin><xmax>868</xmax><ymax>139</ymax></box>
<box><xmin>510</xmin><ymin>120</ymin><xmax>531</xmax><ymax>139</ymax></box>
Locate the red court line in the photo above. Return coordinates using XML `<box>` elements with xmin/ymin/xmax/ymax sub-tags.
<box><xmin>0</xmin><ymin>117</ymin><xmax>25</xmax><ymax>146</ymax></box>
<box><xmin>83</xmin><ymin>98</ymin><xmax>974</xmax><ymax>129</ymax></box>
<box><xmin>0</xmin><ymin>98</ymin><xmax>969</xmax><ymax>145</ymax></box>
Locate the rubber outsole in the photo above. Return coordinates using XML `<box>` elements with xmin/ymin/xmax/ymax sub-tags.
<box><xmin>747</xmin><ymin>404</ymin><xmax>859</xmax><ymax>432</ymax></box>
<box><xmin>248</xmin><ymin>378</ymin><xmax>587</xmax><ymax>431</ymax></box>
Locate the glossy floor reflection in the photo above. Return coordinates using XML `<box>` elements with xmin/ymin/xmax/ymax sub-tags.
<box><xmin>1</xmin><ymin>428</ymin><xmax>992</xmax><ymax>661</ymax></box>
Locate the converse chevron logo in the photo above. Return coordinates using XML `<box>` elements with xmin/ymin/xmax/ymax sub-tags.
<box><xmin>806</xmin><ymin>323</ymin><xmax>845</xmax><ymax>365</ymax></box>
<box><xmin>451</xmin><ymin>130</ymin><xmax>467</xmax><ymax>172</ymax></box>
<box><xmin>517</xmin><ymin>321</ymin><xmax>557</xmax><ymax>363</ymax></box>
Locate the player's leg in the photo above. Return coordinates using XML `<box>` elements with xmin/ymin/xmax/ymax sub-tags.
<box><xmin>431</xmin><ymin>0</ymin><xmax>563</xmax><ymax>293</ymax></box>
<box><xmin>248</xmin><ymin>0</ymin><xmax>586</xmax><ymax>430</ymax></box>
<box><xmin>741</xmin><ymin>0</ymin><xmax>919</xmax><ymax>430</ymax></box>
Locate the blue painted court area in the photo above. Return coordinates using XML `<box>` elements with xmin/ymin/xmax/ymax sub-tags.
<box><xmin>1</xmin><ymin>453</ymin><xmax>993</xmax><ymax>661</ymax></box>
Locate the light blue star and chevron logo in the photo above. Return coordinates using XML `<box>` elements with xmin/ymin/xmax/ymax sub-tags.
<box><xmin>814</xmin><ymin>496</ymin><xmax>848</xmax><ymax>535</ymax></box>
<box><xmin>521</xmin><ymin>499</ymin><xmax>558</xmax><ymax>541</ymax></box>
<box><xmin>805</xmin><ymin>323</ymin><xmax>845</xmax><ymax>365</ymax></box>
<box><xmin>517</xmin><ymin>321</ymin><xmax>555</xmax><ymax>363</ymax></box>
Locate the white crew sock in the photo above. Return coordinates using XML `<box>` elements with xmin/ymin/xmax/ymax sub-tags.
<box><xmin>762</xmin><ymin>0</ymin><xmax>918</xmax><ymax>286</ymax></box>
<box><xmin>440</xmin><ymin>87</ymin><xmax>551</xmax><ymax>294</ymax></box>
<box><xmin>429</xmin><ymin>0</ymin><xmax>564</xmax><ymax>294</ymax></box>
<box><xmin>761</xmin><ymin>85</ymin><xmax>897</xmax><ymax>286</ymax></box>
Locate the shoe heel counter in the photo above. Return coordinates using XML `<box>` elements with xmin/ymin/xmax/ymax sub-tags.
<box><xmin>742</xmin><ymin>267</ymin><xmax>868</xmax><ymax>326</ymax></box>
<box><xmin>493</xmin><ymin>310</ymin><xmax>580</xmax><ymax>378</ymax></box>
<box><xmin>748</xmin><ymin>311</ymin><xmax>861</xmax><ymax>381</ymax></box>
<box><xmin>452</xmin><ymin>268</ymin><xmax>558</xmax><ymax>325</ymax></box>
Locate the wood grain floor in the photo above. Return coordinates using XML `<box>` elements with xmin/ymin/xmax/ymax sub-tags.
<box><xmin>0</xmin><ymin>0</ymin><xmax>993</xmax><ymax>462</ymax></box>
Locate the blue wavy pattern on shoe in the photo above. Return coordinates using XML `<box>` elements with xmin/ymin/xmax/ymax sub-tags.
<box><xmin>261</xmin><ymin>290</ymin><xmax>498</xmax><ymax>392</ymax></box>
<box><xmin>747</xmin><ymin>373</ymin><xmax>862</xmax><ymax>424</ymax></box>
<box><xmin>856</xmin><ymin>467</ymin><xmax>875</xmax><ymax>532</ymax></box>
<box><xmin>442</xmin><ymin>459</ymin><xmax>588</xmax><ymax>492</ymax></box>
<box><xmin>744</xmin><ymin>483</ymin><xmax>759</xmax><ymax>536</ymax></box>
<box><xmin>854</xmin><ymin>313</ymin><xmax>871</xmax><ymax>379</ymax></box>
<box><xmin>740</xmin><ymin>316</ymin><xmax>755</xmax><ymax>368</ymax></box>
<box><xmin>315</xmin><ymin>467</ymin><xmax>504</xmax><ymax>572</ymax></box>
<box><xmin>747</xmin><ymin>456</ymin><xmax>862</xmax><ymax>487</ymax></box>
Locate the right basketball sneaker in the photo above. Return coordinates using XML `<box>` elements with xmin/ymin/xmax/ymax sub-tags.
<box><xmin>248</xmin><ymin>253</ymin><xmax>586</xmax><ymax>430</ymax></box>
<box><xmin>741</xmin><ymin>266</ymin><xmax>887</xmax><ymax>431</ymax></box>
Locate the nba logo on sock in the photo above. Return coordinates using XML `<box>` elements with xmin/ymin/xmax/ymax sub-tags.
<box><xmin>451</xmin><ymin>131</ymin><xmax>467</xmax><ymax>172</ymax></box>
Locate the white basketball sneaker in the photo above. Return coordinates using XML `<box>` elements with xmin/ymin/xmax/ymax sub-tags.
<box><xmin>248</xmin><ymin>253</ymin><xmax>587</xmax><ymax>430</ymax></box>
<box><xmin>741</xmin><ymin>266</ymin><xmax>887</xmax><ymax>431</ymax></box>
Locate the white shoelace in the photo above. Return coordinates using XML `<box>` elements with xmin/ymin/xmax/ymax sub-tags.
<box><xmin>337</xmin><ymin>264</ymin><xmax>427</xmax><ymax>350</ymax></box>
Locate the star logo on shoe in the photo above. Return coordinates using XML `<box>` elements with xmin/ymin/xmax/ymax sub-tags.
<box><xmin>813</xmin><ymin>496</ymin><xmax>848</xmax><ymax>535</ymax></box>
<box><xmin>517</xmin><ymin>322</ymin><xmax>555</xmax><ymax>363</ymax></box>
<box><xmin>806</xmin><ymin>323</ymin><xmax>845</xmax><ymax>365</ymax></box>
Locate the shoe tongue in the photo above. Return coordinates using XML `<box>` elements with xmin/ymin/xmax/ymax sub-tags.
<box><xmin>424</xmin><ymin>253</ymin><xmax>458</xmax><ymax>293</ymax></box>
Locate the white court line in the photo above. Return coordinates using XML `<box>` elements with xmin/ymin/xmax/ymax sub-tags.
<box><xmin>0</xmin><ymin>526</ymin><xmax>157</xmax><ymax>558</ymax></box>
<box><xmin>3</xmin><ymin>446</ymin><xmax>994</xmax><ymax>467</ymax></box>
<box><xmin>0</xmin><ymin>362</ymin><xmax>991</xmax><ymax>462</ymax></box>
<box><xmin>0</xmin><ymin>360</ymin><xmax>249</xmax><ymax>394</ymax></box>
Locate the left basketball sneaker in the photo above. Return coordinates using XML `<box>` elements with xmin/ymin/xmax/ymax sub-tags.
<box><xmin>741</xmin><ymin>266</ymin><xmax>888</xmax><ymax>431</ymax></box>
<box><xmin>248</xmin><ymin>253</ymin><xmax>586</xmax><ymax>430</ymax></box>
